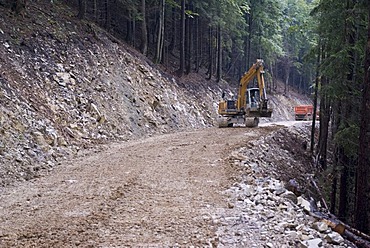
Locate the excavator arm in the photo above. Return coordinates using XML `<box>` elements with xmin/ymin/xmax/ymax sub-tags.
<box><xmin>237</xmin><ymin>59</ymin><xmax>265</xmax><ymax>110</ymax></box>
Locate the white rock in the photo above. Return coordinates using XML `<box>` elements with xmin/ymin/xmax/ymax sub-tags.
<box><xmin>266</xmin><ymin>242</ymin><xmax>274</xmax><ymax>248</ymax></box>
<box><xmin>299</xmin><ymin>238</ymin><xmax>322</xmax><ymax>248</ymax></box>
<box><xmin>297</xmin><ymin>196</ymin><xmax>311</xmax><ymax>212</ymax></box>
<box><xmin>313</xmin><ymin>221</ymin><xmax>329</xmax><ymax>233</ymax></box>
<box><xmin>306</xmin><ymin>238</ymin><xmax>322</xmax><ymax>248</ymax></box>
<box><xmin>325</xmin><ymin>232</ymin><xmax>344</xmax><ymax>244</ymax></box>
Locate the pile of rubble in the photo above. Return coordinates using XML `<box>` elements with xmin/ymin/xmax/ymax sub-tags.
<box><xmin>214</xmin><ymin>124</ymin><xmax>350</xmax><ymax>247</ymax></box>
<box><xmin>217</xmin><ymin>177</ymin><xmax>346</xmax><ymax>247</ymax></box>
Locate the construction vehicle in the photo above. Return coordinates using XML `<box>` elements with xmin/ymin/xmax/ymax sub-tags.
<box><xmin>217</xmin><ymin>59</ymin><xmax>273</xmax><ymax>127</ymax></box>
<box><xmin>294</xmin><ymin>105</ymin><xmax>318</xmax><ymax>121</ymax></box>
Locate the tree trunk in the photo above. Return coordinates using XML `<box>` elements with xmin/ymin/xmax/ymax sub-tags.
<box><xmin>104</xmin><ymin>0</ymin><xmax>110</xmax><ymax>29</ymax></box>
<box><xmin>155</xmin><ymin>0</ymin><xmax>165</xmax><ymax>64</ymax></box>
<box><xmin>338</xmin><ymin>150</ymin><xmax>349</xmax><ymax>223</ymax></box>
<box><xmin>337</xmin><ymin>0</ymin><xmax>357</xmax><ymax>224</ymax></box>
<box><xmin>178</xmin><ymin>0</ymin><xmax>185</xmax><ymax>77</ymax></box>
<box><xmin>194</xmin><ymin>14</ymin><xmax>200</xmax><ymax>73</ymax></box>
<box><xmin>168</xmin><ymin>7</ymin><xmax>176</xmax><ymax>54</ymax></box>
<box><xmin>317</xmin><ymin>75</ymin><xmax>330</xmax><ymax>170</ymax></box>
<box><xmin>77</xmin><ymin>0</ymin><xmax>85</xmax><ymax>19</ymax></box>
<box><xmin>270</xmin><ymin>61</ymin><xmax>275</xmax><ymax>91</ymax></box>
<box><xmin>207</xmin><ymin>26</ymin><xmax>213</xmax><ymax>80</ymax></box>
<box><xmin>284</xmin><ymin>62</ymin><xmax>290</xmax><ymax>94</ymax></box>
<box><xmin>216</xmin><ymin>24</ymin><xmax>222</xmax><ymax>82</ymax></box>
<box><xmin>311</xmin><ymin>42</ymin><xmax>321</xmax><ymax>153</ymax></box>
<box><xmin>140</xmin><ymin>0</ymin><xmax>148</xmax><ymax>56</ymax></box>
<box><xmin>355</xmin><ymin>4</ymin><xmax>370</xmax><ymax>233</ymax></box>
<box><xmin>93</xmin><ymin>0</ymin><xmax>97</xmax><ymax>21</ymax></box>
<box><xmin>330</xmin><ymin>176</ymin><xmax>337</xmax><ymax>214</ymax></box>
<box><xmin>247</xmin><ymin>12</ymin><xmax>252</xmax><ymax>69</ymax></box>
<box><xmin>185</xmin><ymin>2</ymin><xmax>192</xmax><ymax>75</ymax></box>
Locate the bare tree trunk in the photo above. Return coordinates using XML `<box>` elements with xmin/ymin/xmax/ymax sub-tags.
<box><xmin>155</xmin><ymin>0</ymin><xmax>165</xmax><ymax>64</ymax></box>
<box><xmin>330</xmin><ymin>176</ymin><xmax>337</xmax><ymax>214</ymax></box>
<box><xmin>168</xmin><ymin>7</ymin><xmax>176</xmax><ymax>54</ymax></box>
<box><xmin>355</xmin><ymin>4</ymin><xmax>370</xmax><ymax>233</ymax></box>
<box><xmin>284</xmin><ymin>62</ymin><xmax>290</xmax><ymax>94</ymax></box>
<box><xmin>93</xmin><ymin>0</ymin><xmax>97</xmax><ymax>21</ymax></box>
<box><xmin>247</xmin><ymin>12</ymin><xmax>252</xmax><ymax>69</ymax></box>
<box><xmin>185</xmin><ymin>1</ymin><xmax>192</xmax><ymax>75</ymax></box>
<box><xmin>317</xmin><ymin>75</ymin><xmax>330</xmax><ymax>170</ymax></box>
<box><xmin>216</xmin><ymin>24</ymin><xmax>222</xmax><ymax>82</ymax></box>
<box><xmin>194</xmin><ymin>14</ymin><xmax>200</xmax><ymax>73</ymax></box>
<box><xmin>140</xmin><ymin>0</ymin><xmax>148</xmax><ymax>56</ymax></box>
<box><xmin>311</xmin><ymin>42</ymin><xmax>321</xmax><ymax>153</ymax></box>
<box><xmin>270</xmin><ymin>61</ymin><xmax>275</xmax><ymax>91</ymax></box>
<box><xmin>338</xmin><ymin>149</ymin><xmax>349</xmax><ymax>223</ymax></box>
<box><xmin>207</xmin><ymin>26</ymin><xmax>213</xmax><ymax>80</ymax></box>
<box><xmin>77</xmin><ymin>0</ymin><xmax>85</xmax><ymax>19</ymax></box>
<box><xmin>104</xmin><ymin>0</ymin><xmax>110</xmax><ymax>29</ymax></box>
<box><xmin>178</xmin><ymin>0</ymin><xmax>185</xmax><ymax>77</ymax></box>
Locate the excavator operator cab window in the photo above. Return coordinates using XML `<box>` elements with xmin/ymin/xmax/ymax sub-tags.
<box><xmin>226</xmin><ymin>100</ymin><xmax>236</xmax><ymax>111</ymax></box>
<box><xmin>247</xmin><ymin>88</ymin><xmax>260</xmax><ymax>108</ymax></box>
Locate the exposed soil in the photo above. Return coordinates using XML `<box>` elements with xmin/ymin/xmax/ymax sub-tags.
<box><xmin>0</xmin><ymin>126</ymin><xmax>281</xmax><ymax>247</ymax></box>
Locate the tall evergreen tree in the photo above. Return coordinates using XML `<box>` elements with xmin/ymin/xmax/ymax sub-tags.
<box><xmin>355</xmin><ymin>2</ymin><xmax>370</xmax><ymax>234</ymax></box>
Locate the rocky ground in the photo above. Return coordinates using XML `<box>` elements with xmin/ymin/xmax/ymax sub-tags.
<box><xmin>0</xmin><ymin>123</ymin><xmax>353</xmax><ymax>247</ymax></box>
<box><xmin>217</xmin><ymin>123</ymin><xmax>353</xmax><ymax>247</ymax></box>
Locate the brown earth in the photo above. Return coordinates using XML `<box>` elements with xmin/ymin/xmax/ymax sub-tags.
<box><xmin>0</xmin><ymin>126</ymin><xmax>283</xmax><ymax>247</ymax></box>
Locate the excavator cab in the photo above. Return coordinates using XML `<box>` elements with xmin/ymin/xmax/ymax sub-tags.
<box><xmin>246</xmin><ymin>88</ymin><xmax>273</xmax><ymax>118</ymax></box>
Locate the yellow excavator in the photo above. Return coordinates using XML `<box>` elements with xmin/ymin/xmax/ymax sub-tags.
<box><xmin>218</xmin><ymin>59</ymin><xmax>273</xmax><ymax>127</ymax></box>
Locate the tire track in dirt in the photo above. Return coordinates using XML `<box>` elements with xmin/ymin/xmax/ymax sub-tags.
<box><xmin>0</xmin><ymin>126</ymin><xmax>279</xmax><ymax>247</ymax></box>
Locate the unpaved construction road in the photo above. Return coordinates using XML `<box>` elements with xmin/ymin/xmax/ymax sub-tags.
<box><xmin>0</xmin><ymin>127</ymin><xmax>278</xmax><ymax>247</ymax></box>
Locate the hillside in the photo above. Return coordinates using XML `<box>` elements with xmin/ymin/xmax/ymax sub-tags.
<box><xmin>0</xmin><ymin>0</ymin><xmax>311</xmax><ymax>186</ymax></box>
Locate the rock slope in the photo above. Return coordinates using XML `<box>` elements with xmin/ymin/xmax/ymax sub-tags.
<box><xmin>0</xmin><ymin>1</ymin><xmax>223</xmax><ymax>186</ymax></box>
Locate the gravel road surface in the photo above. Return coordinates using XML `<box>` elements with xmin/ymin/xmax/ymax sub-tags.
<box><xmin>0</xmin><ymin>127</ymin><xmax>277</xmax><ymax>247</ymax></box>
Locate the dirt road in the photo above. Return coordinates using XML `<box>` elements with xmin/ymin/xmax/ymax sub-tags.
<box><xmin>0</xmin><ymin>127</ymin><xmax>277</xmax><ymax>247</ymax></box>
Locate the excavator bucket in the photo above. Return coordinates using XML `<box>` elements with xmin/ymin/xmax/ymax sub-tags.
<box><xmin>248</xmin><ymin>108</ymin><xmax>273</xmax><ymax>118</ymax></box>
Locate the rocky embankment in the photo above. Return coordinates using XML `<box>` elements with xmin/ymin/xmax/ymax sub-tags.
<box><xmin>0</xmin><ymin>1</ymin><xmax>224</xmax><ymax>186</ymax></box>
<box><xmin>215</xmin><ymin>123</ymin><xmax>350</xmax><ymax>247</ymax></box>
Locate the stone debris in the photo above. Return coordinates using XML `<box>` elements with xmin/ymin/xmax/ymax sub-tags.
<box><xmin>214</xmin><ymin>125</ymin><xmax>349</xmax><ymax>247</ymax></box>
